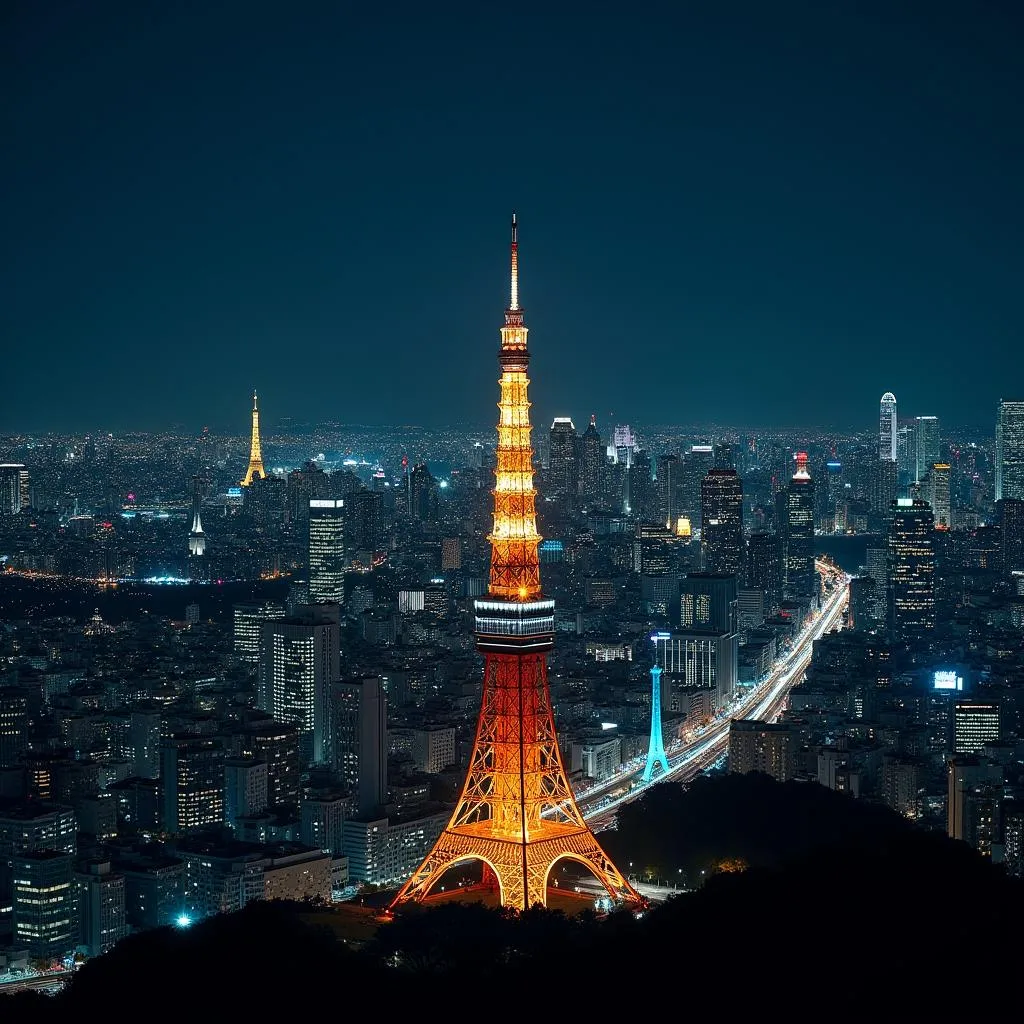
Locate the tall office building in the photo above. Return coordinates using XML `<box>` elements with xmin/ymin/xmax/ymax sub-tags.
<box><xmin>947</xmin><ymin>758</ymin><xmax>1003</xmax><ymax>855</ymax></box>
<box><xmin>348</xmin><ymin>490</ymin><xmax>384</xmax><ymax>553</ymax></box>
<box><xmin>745</xmin><ymin>532</ymin><xmax>782</xmax><ymax>615</ymax></box>
<box><xmin>896</xmin><ymin>425</ymin><xmax>915</xmax><ymax>483</ymax></box>
<box><xmin>224</xmin><ymin>757</ymin><xmax>269</xmax><ymax>830</ymax></box>
<box><xmin>879</xmin><ymin>393</ymin><xmax>897</xmax><ymax>462</ymax></box>
<box><xmin>548</xmin><ymin>417</ymin><xmax>578</xmax><ymax>499</ymax></box>
<box><xmin>161</xmin><ymin>736</ymin><xmax>224</xmax><ymax>833</ymax></box>
<box><xmin>995</xmin><ymin>399</ymin><xmax>1024</xmax><ymax>501</ymax></box>
<box><xmin>680</xmin><ymin>446</ymin><xmax>715</xmax><ymax>528</ymax></box>
<box><xmin>952</xmin><ymin>702</ymin><xmax>1001</xmax><ymax>754</ymax></box>
<box><xmin>914</xmin><ymin>416</ymin><xmax>940</xmax><ymax>483</ymax></box>
<box><xmin>76</xmin><ymin>860</ymin><xmax>127</xmax><ymax>956</ymax></box>
<box><xmin>998</xmin><ymin>498</ymin><xmax>1024</xmax><ymax>575</ymax></box>
<box><xmin>700</xmin><ymin>469</ymin><xmax>744</xmax><ymax>576</ymax></box>
<box><xmin>728</xmin><ymin>720</ymin><xmax>795</xmax><ymax>782</ymax></box>
<box><xmin>628</xmin><ymin>449</ymin><xmax>654</xmax><ymax>519</ymax></box>
<box><xmin>578</xmin><ymin>415</ymin><xmax>603</xmax><ymax>501</ymax></box>
<box><xmin>13</xmin><ymin>851</ymin><xmax>77</xmax><ymax>959</ymax></box>
<box><xmin>233</xmin><ymin>601</ymin><xmax>286</xmax><ymax>663</ymax></box>
<box><xmin>0</xmin><ymin>686</ymin><xmax>30</xmax><ymax>767</ymax></box>
<box><xmin>784</xmin><ymin>453</ymin><xmax>817</xmax><ymax>604</ymax></box>
<box><xmin>308</xmin><ymin>499</ymin><xmax>346</xmax><ymax>604</ymax></box>
<box><xmin>679</xmin><ymin>572</ymin><xmax>738</xmax><ymax>633</ymax></box>
<box><xmin>887</xmin><ymin>498</ymin><xmax>936</xmax><ymax>640</ymax></box>
<box><xmin>656</xmin><ymin>453</ymin><xmax>680</xmax><ymax>525</ymax></box>
<box><xmin>0</xmin><ymin>464</ymin><xmax>29</xmax><ymax>515</ymax></box>
<box><xmin>331</xmin><ymin>676</ymin><xmax>387</xmax><ymax>816</ymax></box>
<box><xmin>258</xmin><ymin>604</ymin><xmax>340</xmax><ymax>766</ymax></box>
<box><xmin>234</xmin><ymin>722</ymin><xmax>300</xmax><ymax>808</ymax></box>
<box><xmin>409</xmin><ymin>463</ymin><xmax>439</xmax><ymax>521</ymax></box>
<box><xmin>925</xmin><ymin>463</ymin><xmax>951</xmax><ymax>529</ymax></box>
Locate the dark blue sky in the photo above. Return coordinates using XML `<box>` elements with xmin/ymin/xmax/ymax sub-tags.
<box><xmin>4</xmin><ymin>1</ymin><xmax>1021</xmax><ymax>435</ymax></box>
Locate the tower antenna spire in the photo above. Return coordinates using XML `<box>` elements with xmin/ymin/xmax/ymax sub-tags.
<box><xmin>389</xmin><ymin>216</ymin><xmax>642</xmax><ymax>915</ymax></box>
<box><xmin>509</xmin><ymin>210</ymin><xmax>518</xmax><ymax>311</ymax></box>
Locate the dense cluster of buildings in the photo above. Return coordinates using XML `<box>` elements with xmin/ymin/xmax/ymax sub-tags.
<box><xmin>0</xmin><ymin>394</ymin><xmax>1022</xmax><ymax>965</ymax></box>
<box><xmin>729</xmin><ymin>396</ymin><xmax>1024</xmax><ymax>875</ymax></box>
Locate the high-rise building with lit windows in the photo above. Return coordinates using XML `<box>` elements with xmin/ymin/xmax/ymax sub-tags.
<box><xmin>12</xmin><ymin>851</ymin><xmax>77</xmax><ymax>959</ymax></box>
<box><xmin>548</xmin><ymin>417</ymin><xmax>578</xmax><ymax>499</ymax></box>
<box><xmin>926</xmin><ymin>463</ymin><xmax>951</xmax><ymax>529</ymax></box>
<box><xmin>887</xmin><ymin>498</ymin><xmax>935</xmax><ymax>640</ymax></box>
<box><xmin>914</xmin><ymin>416</ymin><xmax>940</xmax><ymax>484</ymax></box>
<box><xmin>784</xmin><ymin>453</ymin><xmax>817</xmax><ymax>604</ymax></box>
<box><xmin>579</xmin><ymin>415</ymin><xmax>603</xmax><ymax>501</ymax></box>
<box><xmin>700</xmin><ymin>468</ymin><xmax>744</xmax><ymax>576</ymax></box>
<box><xmin>161</xmin><ymin>736</ymin><xmax>225</xmax><ymax>833</ymax></box>
<box><xmin>953</xmin><ymin>701</ymin><xmax>1001</xmax><ymax>754</ymax></box>
<box><xmin>331</xmin><ymin>676</ymin><xmax>387</xmax><ymax>816</ymax></box>
<box><xmin>995</xmin><ymin>399</ymin><xmax>1024</xmax><ymax>501</ymax></box>
<box><xmin>258</xmin><ymin>604</ymin><xmax>339</xmax><ymax>766</ymax></box>
<box><xmin>308</xmin><ymin>499</ymin><xmax>346</xmax><ymax>604</ymax></box>
<box><xmin>0</xmin><ymin>464</ymin><xmax>29</xmax><ymax>515</ymax></box>
<box><xmin>879</xmin><ymin>392</ymin><xmax>897</xmax><ymax>461</ymax></box>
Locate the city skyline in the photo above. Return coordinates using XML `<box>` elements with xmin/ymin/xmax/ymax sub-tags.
<box><xmin>5</xmin><ymin>3</ymin><xmax>1022</xmax><ymax>434</ymax></box>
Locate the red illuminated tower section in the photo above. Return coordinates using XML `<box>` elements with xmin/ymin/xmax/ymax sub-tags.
<box><xmin>390</xmin><ymin>216</ymin><xmax>642</xmax><ymax>911</ymax></box>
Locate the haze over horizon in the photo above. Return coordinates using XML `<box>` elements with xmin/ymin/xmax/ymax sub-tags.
<box><xmin>4</xmin><ymin>2</ymin><xmax>1021</xmax><ymax>435</ymax></box>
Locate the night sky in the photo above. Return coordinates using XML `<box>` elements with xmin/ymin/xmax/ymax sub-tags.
<box><xmin>4</xmin><ymin>2</ymin><xmax>1021</xmax><ymax>435</ymax></box>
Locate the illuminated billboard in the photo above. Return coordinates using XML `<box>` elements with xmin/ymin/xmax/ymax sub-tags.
<box><xmin>933</xmin><ymin>670</ymin><xmax>963</xmax><ymax>691</ymax></box>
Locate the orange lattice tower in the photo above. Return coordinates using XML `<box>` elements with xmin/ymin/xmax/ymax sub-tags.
<box><xmin>389</xmin><ymin>215</ymin><xmax>642</xmax><ymax>911</ymax></box>
<box><xmin>240</xmin><ymin>390</ymin><xmax>266</xmax><ymax>486</ymax></box>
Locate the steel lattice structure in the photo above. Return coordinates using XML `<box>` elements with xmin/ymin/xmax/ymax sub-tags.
<box><xmin>390</xmin><ymin>215</ymin><xmax>643</xmax><ymax>911</ymax></box>
<box><xmin>240</xmin><ymin>390</ymin><xmax>266</xmax><ymax>486</ymax></box>
<box><xmin>642</xmin><ymin>664</ymin><xmax>669</xmax><ymax>784</ymax></box>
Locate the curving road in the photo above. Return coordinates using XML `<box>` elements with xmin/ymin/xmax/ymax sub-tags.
<box><xmin>575</xmin><ymin>560</ymin><xmax>850</xmax><ymax>832</ymax></box>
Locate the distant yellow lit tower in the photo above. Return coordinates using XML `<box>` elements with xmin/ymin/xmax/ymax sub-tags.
<box><xmin>241</xmin><ymin>390</ymin><xmax>266</xmax><ymax>486</ymax></box>
<box><xmin>389</xmin><ymin>215</ymin><xmax>642</xmax><ymax>912</ymax></box>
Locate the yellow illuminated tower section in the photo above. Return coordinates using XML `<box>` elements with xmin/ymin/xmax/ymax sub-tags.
<box><xmin>389</xmin><ymin>215</ymin><xmax>642</xmax><ymax>912</ymax></box>
<box><xmin>241</xmin><ymin>390</ymin><xmax>266</xmax><ymax>486</ymax></box>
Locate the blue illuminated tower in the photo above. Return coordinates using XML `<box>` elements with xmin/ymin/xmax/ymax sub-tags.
<box><xmin>642</xmin><ymin>664</ymin><xmax>669</xmax><ymax>784</ymax></box>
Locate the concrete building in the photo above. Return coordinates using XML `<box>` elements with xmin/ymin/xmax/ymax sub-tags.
<box><xmin>728</xmin><ymin>720</ymin><xmax>796</xmax><ymax>782</ymax></box>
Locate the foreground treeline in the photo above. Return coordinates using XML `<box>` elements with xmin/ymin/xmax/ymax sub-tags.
<box><xmin>7</xmin><ymin>774</ymin><xmax>1021</xmax><ymax>1018</ymax></box>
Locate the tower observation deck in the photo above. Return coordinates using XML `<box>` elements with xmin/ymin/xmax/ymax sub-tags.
<box><xmin>389</xmin><ymin>216</ymin><xmax>642</xmax><ymax>912</ymax></box>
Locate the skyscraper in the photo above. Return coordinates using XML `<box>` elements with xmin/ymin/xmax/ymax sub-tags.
<box><xmin>925</xmin><ymin>463</ymin><xmax>951</xmax><ymax>529</ymax></box>
<box><xmin>0</xmin><ymin>464</ymin><xmax>29</xmax><ymax>515</ymax></box>
<box><xmin>161</xmin><ymin>736</ymin><xmax>225</xmax><ymax>833</ymax></box>
<box><xmin>995</xmin><ymin>399</ymin><xmax>1024</xmax><ymax>501</ymax></box>
<box><xmin>998</xmin><ymin>498</ymin><xmax>1024</xmax><ymax>575</ymax></box>
<box><xmin>887</xmin><ymin>498</ymin><xmax>936</xmax><ymax>640</ymax></box>
<box><xmin>914</xmin><ymin>415</ymin><xmax>940</xmax><ymax>484</ymax></box>
<box><xmin>331</xmin><ymin>676</ymin><xmax>387</xmax><ymax>816</ymax></box>
<box><xmin>879</xmin><ymin>392</ymin><xmax>897</xmax><ymax>462</ymax></box>
<box><xmin>13</xmin><ymin>851</ymin><xmax>77</xmax><ymax>959</ymax></box>
<box><xmin>548</xmin><ymin>417</ymin><xmax>578</xmax><ymax>499</ymax></box>
<box><xmin>784</xmin><ymin>452</ymin><xmax>817</xmax><ymax>604</ymax></box>
<box><xmin>578</xmin><ymin>415</ymin><xmax>603</xmax><ymax>501</ymax></box>
<box><xmin>680</xmin><ymin>446</ymin><xmax>715</xmax><ymax>529</ymax></box>
<box><xmin>259</xmin><ymin>604</ymin><xmax>340</xmax><ymax>766</ymax></box>
<box><xmin>348</xmin><ymin>490</ymin><xmax>383</xmax><ymax>553</ymax></box>
<box><xmin>308</xmin><ymin>499</ymin><xmax>346</xmax><ymax>604</ymax></box>
<box><xmin>656</xmin><ymin>453</ymin><xmax>680</xmax><ymax>525</ymax></box>
<box><xmin>700</xmin><ymin>468</ymin><xmax>744</xmax><ymax>576</ymax></box>
<box><xmin>745</xmin><ymin>532</ymin><xmax>782</xmax><ymax>615</ymax></box>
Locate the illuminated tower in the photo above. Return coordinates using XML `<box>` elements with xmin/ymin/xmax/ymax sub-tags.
<box><xmin>879</xmin><ymin>392</ymin><xmax>897</xmax><ymax>462</ymax></box>
<box><xmin>641</xmin><ymin>663</ymin><xmax>669</xmax><ymax>784</ymax></box>
<box><xmin>390</xmin><ymin>215</ymin><xmax>642</xmax><ymax>912</ymax></box>
<box><xmin>188</xmin><ymin>475</ymin><xmax>205</xmax><ymax>558</ymax></box>
<box><xmin>241</xmin><ymin>391</ymin><xmax>266</xmax><ymax>486</ymax></box>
